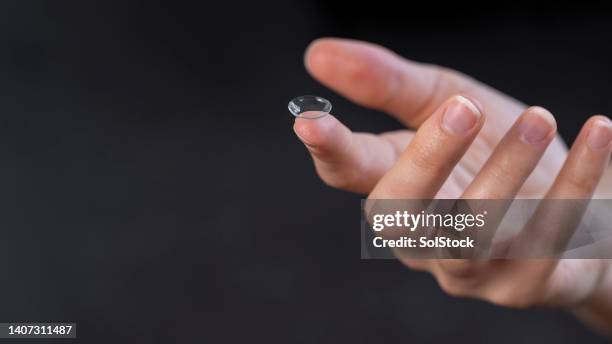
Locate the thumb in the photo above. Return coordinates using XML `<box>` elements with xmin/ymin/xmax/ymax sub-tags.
<box><xmin>293</xmin><ymin>113</ymin><xmax>410</xmax><ymax>194</ymax></box>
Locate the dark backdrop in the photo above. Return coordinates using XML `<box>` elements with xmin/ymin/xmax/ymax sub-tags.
<box><xmin>0</xmin><ymin>2</ymin><xmax>610</xmax><ymax>343</ymax></box>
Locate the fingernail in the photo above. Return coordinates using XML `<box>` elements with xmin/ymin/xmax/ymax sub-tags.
<box><xmin>587</xmin><ymin>118</ymin><xmax>612</xmax><ymax>150</ymax></box>
<box><xmin>441</xmin><ymin>96</ymin><xmax>481</xmax><ymax>135</ymax></box>
<box><xmin>519</xmin><ymin>108</ymin><xmax>556</xmax><ymax>145</ymax></box>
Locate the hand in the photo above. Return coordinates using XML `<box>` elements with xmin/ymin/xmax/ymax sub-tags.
<box><xmin>294</xmin><ymin>38</ymin><xmax>567</xmax><ymax>197</ymax></box>
<box><xmin>293</xmin><ymin>38</ymin><xmax>612</xmax><ymax>334</ymax></box>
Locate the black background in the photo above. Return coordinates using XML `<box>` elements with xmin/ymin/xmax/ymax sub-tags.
<box><xmin>0</xmin><ymin>1</ymin><xmax>611</xmax><ymax>343</ymax></box>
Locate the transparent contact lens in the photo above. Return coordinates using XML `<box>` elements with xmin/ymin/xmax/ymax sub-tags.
<box><xmin>288</xmin><ymin>95</ymin><xmax>332</xmax><ymax>119</ymax></box>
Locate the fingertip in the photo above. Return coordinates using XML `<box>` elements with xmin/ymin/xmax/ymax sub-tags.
<box><xmin>304</xmin><ymin>38</ymin><xmax>399</xmax><ymax>109</ymax></box>
<box><xmin>518</xmin><ymin>106</ymin><xmax>557</xmax><ymax>144</ymax></box>
<box><xmin>585</xmin><ymin>115</ymin><xmax>612</xmax><ymax>151</ymax></box>
<box><xmin>455</xmin><ymin>95</ymin><xmax>483</xmax><ymax>119</ymax></box>
<box><xmin>439</xmin><ymin>95</ymin><xmax>485</xmax><ymax>137</ymax></box>
<box><xmin>304</xmin><ymin>38</ymin><xmax>353</xmax><ymax>77</ymax></box>
<box><xmin>586</xmin><ymin>114</ymin><xmax>611</xmax><ymax>127</ymax></box>
<box><xmin>305</xmin><ymin>38</ymin><xmax>354</xmax><ymax>82</ymax></box>
<box><xmin>527</xmin><ymin>106</ymin><xmax>557</xmax><ymax>126</ymax></box>
<box><xmin>304</xmin><ymin>37</ymin><xmax>333</xmax><ymax>72</ymax></box>
<box><xmin>293</xmin><ymin>114</ymin><xmax>340</xmax><ymax>148</ymax></box>
<box><xmin>304</xmin><ymin>37</ymin><xmax>361</xmax><ymax>71</ymax></box>
<box><xmin>577</xmin><ymin>114</ymin><xmax>611</xmax><ymax>140</ymax></box>
<box><xmin>456</xmin><ymin>94</ymin><xmax>485</xmax><ymax>115</ymax></box>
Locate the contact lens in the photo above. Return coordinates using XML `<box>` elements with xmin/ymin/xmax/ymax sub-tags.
<box><xmin>288</xmin><ymin>95</ymin><xmax>332</xmax><ymax>119</ymax></box>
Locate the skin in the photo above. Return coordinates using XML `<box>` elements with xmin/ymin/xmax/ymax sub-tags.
<box><xmin>293</xmin><ymin>38</ymin><xmax>612</xmax><ymax>335</ymax></box>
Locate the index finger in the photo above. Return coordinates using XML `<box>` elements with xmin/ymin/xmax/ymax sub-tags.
<box><xmin>305</xmin><ymin>38</ymin><xmax>523</xmax><ymax>128</ymax></box>
<box><xmin>369</xmin><ymin>95</ymin><xmax>484</xmax><ymax>200</ymax></box>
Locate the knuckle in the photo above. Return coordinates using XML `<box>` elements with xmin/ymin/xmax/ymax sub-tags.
<box><xmin>563</xmin><ymin>168</ymin><xmax>598</xmax><ymax>193</ymax></box>
<box><xmin>344</xmin><ymin>56</ymin><xmax>391</xmax><ymax>108</ymax></box>
<box><xmin>409</xmin><ymin>141</ymin><xmax>443</xmax><ymax>174</ymax></box>
<box><xmin>406</xmin><ymin>64</ymin><xmax>481</xmax><ymax>124</ymax></box>
<box><xmin>486</xmin><ymin>156</ymin><xmax>515</xmax><ymax>184</ymax></box>
<box><xmin>343</xmin><ymin>52</ymin><xmax>371</xmax><ymax>81</ymax></box>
